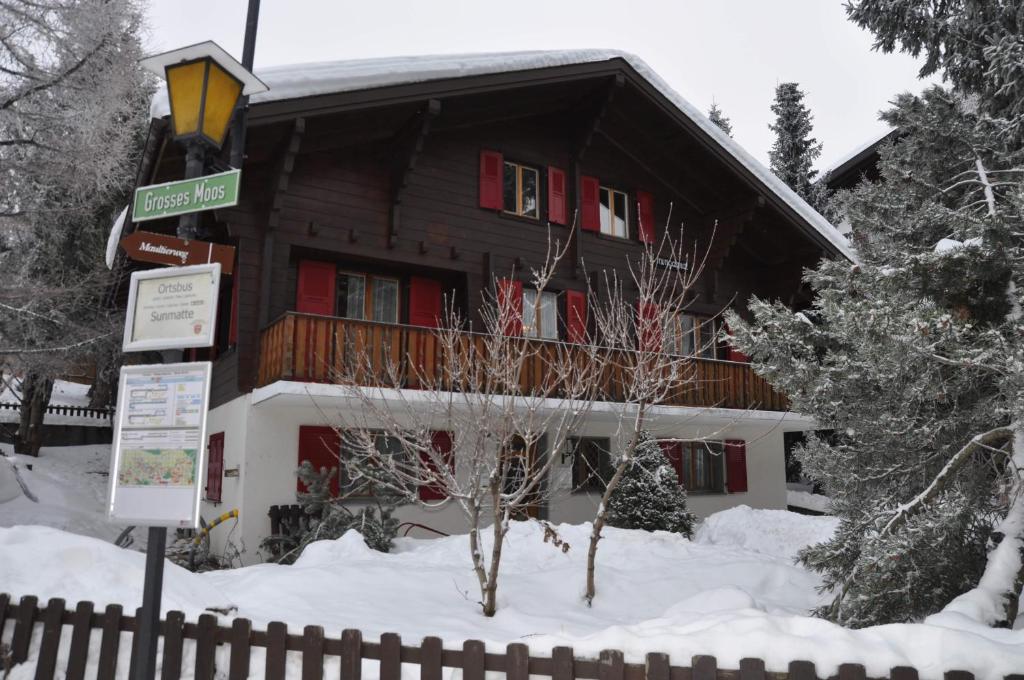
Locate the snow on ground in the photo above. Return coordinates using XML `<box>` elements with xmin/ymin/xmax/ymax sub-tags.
<box><xmin>0</xmin><ymin>444</ymin><xmax>136</xmax><ymax>545</ymax></box>
<box><xmin>2</xmin><ymin>503</ymin><xmax>1024</xmax><ymax>678</ymax></box>
<box><xmin>786</xmin><ymin>489</ymin><xmax>832</xmax><ymax>514</ymax></box>
<box><xmin>0</xmin><ymin>377</ymin><xmax>111</xmax><ymax>426</ymax></box>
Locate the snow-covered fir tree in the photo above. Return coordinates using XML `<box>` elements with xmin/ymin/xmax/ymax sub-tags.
<box><xmin>728</xmin><ymin>84</ymin><xmax>1024</xmax><ymax>627</ymax></box>
<box><xmin>768</xmin><ymin>82</ymin><xmax>830</xmax><ymax>214</ymax></box>
<box><xmin>605</xmin><ymin>431</ymin><xmax>696</xmax><ymax>537</ymax></box>
<box><xmin>708</xmin><ymin>103</ymin><xmax>733</xmax><ymax>137</ymax></box>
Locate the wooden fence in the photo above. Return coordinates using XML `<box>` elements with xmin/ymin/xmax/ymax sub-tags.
<box><xmin>2</xmin><ymin>594</ymin><xmax>1019</xmax><ymax>680</ymax></box>
<box><xmin>0</xmin><ymin>401</ymin><xmax>114</xmax><ymax>421</ymax></box>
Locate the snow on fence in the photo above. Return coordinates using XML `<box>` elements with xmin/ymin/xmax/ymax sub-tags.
<box><xmin>2</xmin><ymin>594</ymin><xmax>1021</xmax><ymax>680</ymax></box>
<box><xmin>0</xmin><ymin>401</ymin><xmax>113</xmax><ymax>421</ymax></box>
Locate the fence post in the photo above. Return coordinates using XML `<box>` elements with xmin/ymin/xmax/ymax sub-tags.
<box><xmin>552</xmin><ymin>647</ymin><xmax>575</xmax><ymax>680</ymax></box>
<box><xmin>194</xmin><ymin>613</ymin><xmax>219</xmax><ymax>680</ymax></box>
<box><xmin>65</xmin><ymin>600</ymin><xmax>94</xmax><ymax>680</ymax></box>
<box><xmin>161</xmin><ymin>611</ymin><xmax>186</xmax><ymax>680</ymax></box>
<box><xmin>788</xmin><ymin>660</ymin><xmax>816</xmax><ymax>680</ymax></box>
<box><xmin>229</xmin><ymin>617</ymin><xmax>252</xmax><ymax>680</ymax></box>
<box><xmin>266</xmin><ymin>621</ymin><xmax>288</xmax><ymax>680</ymax></box>
<box><xmin>420</xmin><ymin>636</ymin><xmax>443</xmax><ymax>680</ymax></box>
<box><xmin>739</xmin><ymin>658</ymin><xmax>766</xmax><ymax>680</ymax></box>
<box><xmin>838</xmin><ymin>663</ymin><xmax>866</xmax><ymax>680</ymax></box>
<box><xmin>340</xmin><ymin>629</ymin><xmax>362</xmax><ymax>680</ymax></box>
<box><xmin>507</xmin><ymin>643</ymin><xmax>530</xmax><ymax>680</ymax></box>
<box><xmin>380</xmin><ymin>633</ymin><xmax>401</xmax><ymax>680</ymax></box>
<box><xmin>692</xmin><ymin>656</ymin><xmax>716</xmax><ymax>680</ymax></box>
<box><xmin>32</xmin><ymin>597</ymin><xmax>65</xmax><ymax>680</ymax></box>
<box><xmin>462</xmin><ymin>640</ymin><xmax>485</xmax><ymax>680</ymax></box>
<box><xmin>97</xmin><ymin>604</ymin><xmax>123</xmax><ymax>680</ymax></box>
<box><xmin>598</xmin><ymin>649</ymin><xmax>624</xmax><ymax>680</ymax></box>
<box><xmin>644</xmin><ymin>652</ymin><xmax>669</xmax><ymax>680</ymax></box>
<box><xmin>10</xmin><ymin>594</ymin><xmax>38</xmax><ymax>664</ymax></box>
<box><xmin>302</xmin><ymin>625</ymin><xmax>325</xmax><ymax>680</ymax></box>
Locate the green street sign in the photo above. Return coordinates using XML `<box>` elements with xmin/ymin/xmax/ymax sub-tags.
<box><xmin>132</xmin><ymin>169</ymin><xmax>241</xmax><ymax>222</ymax></box>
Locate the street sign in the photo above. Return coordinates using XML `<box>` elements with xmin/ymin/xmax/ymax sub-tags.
<box><xmin>107</xmin><ymin>362</ymin><xmax>211</xmax><ymax>528</ymax></box>
<box><xmin>123</xmin><ymin>263</ymin><xmax>221</xmax><ymax>352</ymax></box>
<box><xmin>132</xmin><ymin>169</ymin><xmax>240</xmax><ymax>222</ymax></box>
<box><xmin>120</xmin><ymin>230</ymin><xmax>235</xmax><ymax>275</ymax></box>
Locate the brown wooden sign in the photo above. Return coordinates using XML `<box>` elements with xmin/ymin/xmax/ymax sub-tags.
<box><xmin>119</xmin><ymin>231</ymin><xmax>235</xmax><ymax>275</ymax></box>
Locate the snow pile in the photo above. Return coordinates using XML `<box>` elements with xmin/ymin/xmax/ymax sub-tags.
<box><xmin>933</xmin><ymin>237</ymin><xmax>982</xmax><ymax>253</ymax></box>
<box><xmin>694</xmin><ymin>505</ymin><xmax>837</xmax><ymax>560</ymax></box>
<box><xmin>149</xmin><ymin>49</ymin><xmax>854</xmax><ymax>262</ymax></box>
<box><xmin>786</xmin><ymin>489</ymin><xmax>832</xmax><ymax>514</ymax></box>
<box><xmin>3</xmin><ymin>509</ymin><xmax>1024</xmax><ymax>678</ymax></box>
<box><xmin>0</xmin><ymin>444</ymin><xmax>133</xmax><ymax>544</ymax></box>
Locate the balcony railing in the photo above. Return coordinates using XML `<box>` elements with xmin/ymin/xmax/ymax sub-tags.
<box><xmin>256</xmin><ymin>312</ymin><xmax>788</xmax><ymax>412</ymax></box>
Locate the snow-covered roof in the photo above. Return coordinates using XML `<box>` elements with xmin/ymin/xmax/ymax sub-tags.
<box><xmin>821</xmin><ymin>126</ymin><xmax>896</xmax><ymax>180</ymax></box>
<box><xmin>150</xmin><ymin>49</ymin><xmax>855</xmax><ymax>261</ymax></box>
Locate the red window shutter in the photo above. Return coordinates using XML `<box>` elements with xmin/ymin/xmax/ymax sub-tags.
<box><xmin>298</xmin><ymin>425</ymin><xmax>341</xmax><ymax>497</ymax></box>
<box><xmin>419</xmin><ymin>431</ymin><xmax>454</xmax><ymax>501</ymax></box>
<box><xmin>497</xmin><ymin>278</ymin><xmax>523</xmax><ymax>336</ymax></box>
<box><xmin>296</xmin><ymin>260</ymin><xmax>337</xmax><ymax>315</ymax></box>
<box><xmin>409</xmin><ymin>277</ymin><xmax>443</xmax><ymax>328</ymax></box>
<box><xmin>479</xmin><ymin>149</ymin><xmax>504</xmax><ymax>210</ymax></box>
<box><xmin>725</xmin><ymin>440</ymin><xmax>748</xmax><ymax>493</ymax></box>
<box><xmin>547</xmin><ymin>166</ymin><xmax>568</xmax><ymax>225</ymax></box>
<box><xmin>228</xmin><ymin>269</ymin><xmax>240</xmax><ymax>346</ymax></box>
<box><xmin>206</xmin><ymin>432</ymin><xmax>224</xmax><ymax>503</ymax></box>
<box><xmin>637</xmin><ymin>301</ymin><xmax>662</xmax><ymax>352</ymax></box>
<box><xmin>580</xmin><ymin>175</ymin><xmax>600</xmax><ymax>232</ymax></box>
<box><xmin>636</xmin><ymin>190</ymin><xmax>655</xmax><ymax>244</ymax></box>
<box><xmin>723</xmin><ymin>323</ymin><xmax>750</xmax><ymax>363</ymax></box>
<box><xmin>658</xmin><ymin>441</ymin><xmax>684</xmax><ymax>484</ymax></box>
<box><xmin>565</xmin><ymin>290</ymin><xmax>587</xmax><ymax>343</ymax></box>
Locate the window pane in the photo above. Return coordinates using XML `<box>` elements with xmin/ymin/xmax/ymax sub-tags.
<box><xmin>524</xmin><ymin>288</ymin><xmax>540</xmax><ymax>337</ymax></box>
<box><xmin>539</xmin><ymin>291</ymin><xmax>558</xmax><ymax>340</ymax></box>
<box><xmin>699</xmin><ymin>318</ymin><xmax>718</xmax><ymax>359</ymax></box>
<box><xmin>613</xmin><ymin>191</ymin><xmax>628</xmax><ymax>238</ymax></box>
<box><xmin>503</xmin><ymin>162</ymin><xmax>517</xmax><ymax>213</ymax></box>
<box><xmin>599</xmin><ymin>188</ymin><xmax>612</xmax><ymax>235</ymax></box>
<box><xmin>521</xmin><ymin>167</ymin><xmax>538</xmax><ymax>218</ymax></box>
<box><xmin>682</xmin><ymin>315</ymin><xmax>696</xmax><ymax>355</ymax></box>
<box><xmin>339</xmin><ymin>274</ymin><xmax>366</xmax><ymax>319</ymax></box>
<box><xmin>570</xmin><ymin>438</ymin><xmax>611</xmax><ymax>491</ymax></box>
<box><xmin>372</xmin><ymin>278</ymin><xmax>399</xmax><ymax>323</ymax></box>
<box><xmin>682</xmin><ymin>445</ymin><xmax>693</xmax><ymax>490</ymax></box>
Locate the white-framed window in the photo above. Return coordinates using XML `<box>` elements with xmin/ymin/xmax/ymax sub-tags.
<box><xmin>565</xmin><ymin>437</ymin><xmax>613</xmax><ymax>492</ymax></box>
<box><xmin>340</xmin><ymin>431</ymin><xmax>409</xmax><ymax>497</ymax></box>
<box><xmin>522</xmin><ymin>288</ymin><xmax>558</xmax><ymax>340</ymax></box>
<box><xmin>664</xmin><ymin>312</ymin><xmax>720</xmax><ymax>359</ymax></box>
<box><xmin>599</xmin><ymin>186</ymin><xmax>629</xmax><ymax>238</ymax></box>
<box><xmin>503</xmin><ymin>161</ymin><xmax>540</xmax><ymax>219</ymax></box>
<box><xmin>338</xmin><ymin>272</ymin><xmax>400</xmax><ymax>323</ymax></box>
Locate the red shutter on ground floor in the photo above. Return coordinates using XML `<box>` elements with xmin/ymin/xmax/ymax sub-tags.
<box><xmin>725</xmin><ymin>440</ymin><xmax>748</xmax><ymax>493</ymax></box>
<box><xmin>419</xmin><ymin>431</ymin><xmax>454</xmax><ymax>501</ymax></box>
<box><xmin>565</xmin><ymin>290</ymin><xmax>587</xmax><ymax>343</ymax></box>
<box><xmin>636</xmin><ymin>190</ymin><xmax>655</xmax><ymax>244</ymax></box>
<box><xmin>409</xmin><ymin>277</ymin><xmax>443</xmax><ymax>328</ymax></box>
<box><xmin>296</xmin><ymin>260</ymin><xmax>337</xmax><ymax>315</ymax></box>
<box><xmin>206</xmin><ymin>432</ymin><xmax>224</xmax><ymax>503</ymax></box>
<box><xmin>637</xmin><ymin>300</ymin><xmax>662</xmax><ymax>352</ymax></box>
<box><xmin>479</xmin><ymin>149</ymin><xmax>504</xmax><ymax>210</ymax></box>
<box><xmin>580</xmin><ymin>175</ymin><xmax>600</xmax><ymax>232</ymax></box>
<box><xmin>658</xmin><ymin>440</ymin><xmax>684</xmax><ymax>484</ymax></box>
<box><xmin>298</xmin><ymin>426</ymin><xmax>342</xmax><ymax>497</ymax></box>
<box><xmin>497</xmin><ymin>278</ymin><xmax>523</xmax><ymax>336</ymax></box>
<box><xmin>548</xmin><ymin>166</ymin><xmax>568</xmax><ymax>225</ymax></box>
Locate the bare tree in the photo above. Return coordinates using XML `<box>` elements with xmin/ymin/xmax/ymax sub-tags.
<box><xmin>582</xmin><ymin>218</ymin><xmax>712</xmax><ymax>605</ymax></box>
<box><xmin>329</xmin><ymin>230</ymin><xmax>606</xmax><ymax>616</ymax></box>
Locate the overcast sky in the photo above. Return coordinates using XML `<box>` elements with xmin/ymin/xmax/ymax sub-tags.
<box><xmin>144</xmin><ymin>0</ymin><xmax>936</xmax><ymax>172</ymax></box>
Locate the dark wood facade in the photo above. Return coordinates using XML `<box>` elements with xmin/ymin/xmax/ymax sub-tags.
<box><xmin>134</xmin><ymin>57</ymin><xmax>843</xmax><ymax>409</ymax></box>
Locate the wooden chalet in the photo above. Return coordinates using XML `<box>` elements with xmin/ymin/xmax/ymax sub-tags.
<box><xmin>124</xmin><ymin>50</ymin><xmax>850</xmax><ymax>561</ymax></box>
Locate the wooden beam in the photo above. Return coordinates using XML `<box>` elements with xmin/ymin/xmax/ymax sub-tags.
<box><xmin>389</xmin><ymin>99</ymin><xmax>441</xmax><ymax>248</ymax></box>
<box><xmin>574</xmin><ymin>75</ymin><xmax>624</xmax><ymax>162</ymax></box>
<box><xmin>259</xmin><ymin>117</ymin><xmax>305</xmax><ymax>329</ymax></box>
<box><xmin>596</xmin><ymin>130</ymin><xmax>705</xmax><ymax>214</ymax></box>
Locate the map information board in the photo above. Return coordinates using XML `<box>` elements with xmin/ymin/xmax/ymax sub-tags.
<box><xmin>107</xmin><ymin>362</ymin><xmax>211</xmax><ymax>527</ymax></box>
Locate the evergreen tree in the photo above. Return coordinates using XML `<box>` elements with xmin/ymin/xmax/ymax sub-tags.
<box><xmin>768</xmin><ymin>82</ymin><xmax>830</xmax><ymax>213</ymax></box>
<box><xmin>727</xmin><ymin>85</ymin><xmax>1024</xmax><ymax>627</ymax></box>
<box><xmin>605</xmin><ymin>432</ymin><xmax>696</xmax><ymax>537</ymax></box>
<box><xmin>708</xmin><ymin>103</ymin><xmax>733</xmax><ymax>137</ymax></box>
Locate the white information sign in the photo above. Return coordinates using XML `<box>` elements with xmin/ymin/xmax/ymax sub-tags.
<box><xmin>123</xmin><ymin>263</ymin><xmax>221</xmax><ymax>352</ymax></box>
<box><xmin>107</xmin><ymin>362</ymin><xmax>211</xmax><ymax>528</ymax></box>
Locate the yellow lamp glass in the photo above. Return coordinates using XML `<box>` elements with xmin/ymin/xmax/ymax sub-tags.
<box><xmin>201</xmin><ymin>61</ymin><xmax>243</xmax><ymax>148</ymax></box>
<box><xmin>165</xmin><ymin>57</ymin><xmax>244</xmax><ymax>149</ymax></box>
<box><xmin>166</xmin><ymin>60</ymin><xmax>206</xmax><ymax>137</ymax></box>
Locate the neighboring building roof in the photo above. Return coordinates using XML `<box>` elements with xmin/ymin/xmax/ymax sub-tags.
<box><xmin>822</xmin><ymin>127</ymin><xmax>896</xmax><ymax>192</ymax></box>
<box><xmin>150</xmin><ymin>49</ymin><xmax>855</xmax><ymax>261</ymax></box>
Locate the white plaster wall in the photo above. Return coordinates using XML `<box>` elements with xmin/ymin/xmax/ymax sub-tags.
<box><xmin>219</xmin><ymin>383</ymin><xmax>808</xmax><ymax>564</ymax></box>
<box><xmin>200</xmin><ymin>394</ymin><xmax>250</xmax><ymax>559</ymax></box>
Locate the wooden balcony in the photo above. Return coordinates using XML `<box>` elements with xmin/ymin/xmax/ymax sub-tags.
<box><xmin>256</xmin><ymin>312</ymin><xmax>788</xmax><ymax>412</ymax></box>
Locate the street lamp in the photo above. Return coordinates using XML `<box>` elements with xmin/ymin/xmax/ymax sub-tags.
<box><xmin>141</xmin><ymin>41</ymin><xmax>267</xmax><ymax>238</ymax></box>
